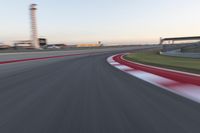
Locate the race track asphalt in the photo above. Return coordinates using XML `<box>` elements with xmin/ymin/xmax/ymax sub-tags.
<box><xmin>0</xmin><ymin>50</ymin><xmax>200</xmax><ymax>133</ymax></box>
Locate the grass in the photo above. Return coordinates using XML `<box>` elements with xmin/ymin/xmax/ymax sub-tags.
<box><xmin>124</xmin><ymin>51</ymin><xmax>200</xmax><ymax>74</ymax></box>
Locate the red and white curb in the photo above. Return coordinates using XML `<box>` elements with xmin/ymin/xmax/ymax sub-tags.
<box><xmin>107</xmin><ymin>54</ymin><xmax>200</xmax><ymax>103</ymax></box>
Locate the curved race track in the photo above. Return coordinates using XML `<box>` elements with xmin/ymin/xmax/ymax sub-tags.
<box><xmin>0</xmin><ymin>49</ymin><xmax>200</xmax><ymax>133</ymax></box>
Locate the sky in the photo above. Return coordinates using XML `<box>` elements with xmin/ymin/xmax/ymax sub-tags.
<box><xmin>0</xmin><ymin>0</ymin><xmax>200</xmax><ymax>45</ymax></box>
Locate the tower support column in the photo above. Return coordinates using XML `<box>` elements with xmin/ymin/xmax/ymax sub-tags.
<box><xmin>30</xmin><ymin>4</ymin><xmax>40</xmax><ymax>49</ymax></box>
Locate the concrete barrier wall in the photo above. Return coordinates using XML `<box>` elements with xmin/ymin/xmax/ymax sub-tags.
<box><xmin>161</xmin><ymin>43</ymin><xmax>200</xmax><ymax>58</ymax></box>
<box><xmin>162</xmin><ymin>43</ymin><xmax>200</xmax><ymax>52</ymax></box>
<box><xmin>160</xmin><ymin>50</ymin><xmax>200</xmax><ymax>59</ymax></box>
<box><xmin>181</xmin><ymin>44</ymin><xmax>200</xmax><ymax>53</ymax></box>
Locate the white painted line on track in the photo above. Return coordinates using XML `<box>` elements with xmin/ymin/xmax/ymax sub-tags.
<box><xmin>128</xmin><ymin>70</ymin><xmax>176</xmax><ymax>85</ymax></box>
<box><xmin>110</xmin><ymin>62</ymin><xmax>120</xmax><ymax>65</ymax></box>
<box><xmin>107</xmin><ymin>57</ymin><xmax>115</xmax><ymax>63</ymax></box>
<box><xmin>114</xmin><ymin>65</ymin><xmax>132</xmax><ymax>70</ymax></box>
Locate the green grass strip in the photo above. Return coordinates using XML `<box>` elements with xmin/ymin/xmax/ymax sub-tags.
<box><xmin>124</xmin><ymin>51</ymin><xmax>200</xmax><ymax>74</ymax></box>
